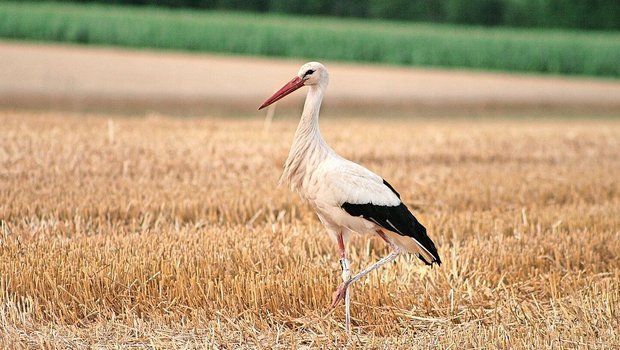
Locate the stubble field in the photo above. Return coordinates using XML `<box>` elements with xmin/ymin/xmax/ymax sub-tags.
<box><xmin>0</xmin><ymin>111</ymin><xmax>619</xmax><ymax>348</ymax></box>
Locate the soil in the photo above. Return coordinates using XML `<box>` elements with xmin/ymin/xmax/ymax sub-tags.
<box><xmin>1</xmin><ymin>41</ymin><xmax>619</xmax><ymax>116</ymax></box>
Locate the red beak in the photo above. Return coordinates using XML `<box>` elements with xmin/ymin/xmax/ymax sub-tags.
<box><xmin>258</xmin><ymin>76</ymin><xmax>305</xmax><ymax>110</ymax></box>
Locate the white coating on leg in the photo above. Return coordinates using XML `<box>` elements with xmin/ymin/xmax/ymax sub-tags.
<box><xmin>340</xmin><ymin>258</ymin><xmax>351</xmax><ymax>335</ymax></box>
<box><xmin>345</xmin><ymin>285</ymin><xmax>351</xmax><ymax>335</ymax></box>
<box><xmin>349</xmin><ymin>248</ymin><xmax>401</xmax><ymax>285</ymax></box>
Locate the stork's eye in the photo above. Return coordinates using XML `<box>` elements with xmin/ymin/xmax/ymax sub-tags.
<box><xmin>304</xmin><ymin>69</ymin><xmax>315</xmax><ymax>77</ymax></box>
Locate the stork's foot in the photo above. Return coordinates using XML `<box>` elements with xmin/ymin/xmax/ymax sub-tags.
<box><xmin>331</xmin><ymin>281</ymin><xmax>350</xmax><ymax>308</ymax></box>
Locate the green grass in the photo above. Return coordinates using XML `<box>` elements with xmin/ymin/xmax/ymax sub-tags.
<box><xmin>1</xmin><ymin>1</ymin><xmax>620</xmax><ymax>77</ymax></box>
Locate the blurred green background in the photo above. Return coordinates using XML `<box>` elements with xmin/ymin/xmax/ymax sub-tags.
<box><xmin>12</xmin><ymin>0</ymin><xmax>620</xmax><ymax>30</ymax></box>
<box><xmin>0</xmin><ymin>1</ymin><xmax>619</xmax><ymax>77</ymax></box>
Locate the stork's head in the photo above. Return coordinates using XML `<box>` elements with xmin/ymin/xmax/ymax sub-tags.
<box><xmin>259</xmin><ymin>62</ymin><xmax>328</xmax><ymax>110</ymax></box>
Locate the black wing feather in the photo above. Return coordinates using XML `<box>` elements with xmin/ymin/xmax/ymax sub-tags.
<box><xmin>341</xmin><ymin>180</ymin><xmax>441</xmax><ymax>266</ymax></box>
<box><xmin>382</xmin><ymin>179</ymin><xmax>401</xmax><ymax>199</ymax></box>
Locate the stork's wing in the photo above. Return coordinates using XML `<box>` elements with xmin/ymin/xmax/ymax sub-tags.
<box><xmin>318</xmin><ymin>157</ymin><xmax>441</xmax><ymax>265</ymax></box>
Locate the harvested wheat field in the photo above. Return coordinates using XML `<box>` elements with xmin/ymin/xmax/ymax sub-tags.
<box><xmin>0</xmin><ymin>110</ymin><xmax>619</xmax><ymax>349</ymax></box>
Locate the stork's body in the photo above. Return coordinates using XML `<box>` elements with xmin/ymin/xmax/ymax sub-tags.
<box><xmin>259</xmin><ymin>62</ymin><xmax>441</xmax><ymax>334</ymax></box>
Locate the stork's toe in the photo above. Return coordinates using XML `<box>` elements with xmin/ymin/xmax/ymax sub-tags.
<box><xmin>330</xmin><ymin>282</ymin><xmax>349</xmax><ymax>308</ymax></box>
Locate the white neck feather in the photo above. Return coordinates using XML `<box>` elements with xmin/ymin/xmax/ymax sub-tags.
<box><xmin>280</xmin><ymin>84</ymin><xmax>333</xmax><ymax>192</ymax></box>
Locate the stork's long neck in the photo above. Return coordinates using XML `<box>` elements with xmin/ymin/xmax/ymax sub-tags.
<box><xmin>280</xmin><ymin>84</ymin><xmax>332</xmax><ymax>191</ymax></box>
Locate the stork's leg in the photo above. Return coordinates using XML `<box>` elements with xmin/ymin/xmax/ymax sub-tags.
<box><xmin>331</xmin><ymin>230</ymin><xmax>401</xmax><ymax>309</ymax></box>
<box><xmin>334</xmin><ymin>232</ymin><xmax>352</xmax><ymax>334</ymax></box>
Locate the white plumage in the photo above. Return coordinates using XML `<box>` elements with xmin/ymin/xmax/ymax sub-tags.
<box><xmin>315</xmin><ymin>157</ymin><xmax>401</xmax><ymax>206</ymax></box>
<box><xmin>309</xmin><ymin>157</ymin><xmax>400</xmax><ymax>236</ymax></box>
<box><xmin>259</xmin><ymin>61</ymin><xmax>441</xmax><ymax>335</ymax></box>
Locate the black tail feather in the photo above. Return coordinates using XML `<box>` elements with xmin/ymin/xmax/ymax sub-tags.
<box><xmin>341</xmin><ymin>201</ymin><xmax>441</xmax><ymax>265</ymax></box>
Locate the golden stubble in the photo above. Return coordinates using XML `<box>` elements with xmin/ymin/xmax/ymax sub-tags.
<box><xmin>0</xmin><ymin>111</ymin><xmax>619</xmax><ymax>348</ymax></box>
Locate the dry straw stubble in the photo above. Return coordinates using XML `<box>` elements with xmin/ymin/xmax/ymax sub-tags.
<box><xmin>0</xmin><ymin>111</ymin><xmax>619</xmax><ymax>348</ymax></box>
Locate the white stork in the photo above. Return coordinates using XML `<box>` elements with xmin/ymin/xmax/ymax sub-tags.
<box><xmin>259</xmin><ymin>62</ymin><xmax>441</xmax><ymax>334</ymax></box>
